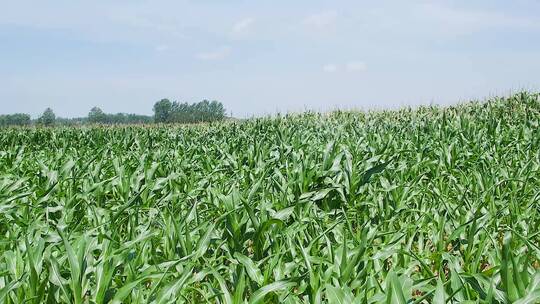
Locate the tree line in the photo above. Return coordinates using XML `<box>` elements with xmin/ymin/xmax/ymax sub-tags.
<box><xmin>0</xmin><ymin>113</ymin><xmax>32</xmax><ymax>126</ymax></box>
<box><xmin>0</xmin><ymin>99</ymin><xmax>226</xmax><ymax>126</ymax></box>
<box><xmin>153</xmin><ymin>99</ymin><xmax>226</xmax><ymax>123</ymax></box>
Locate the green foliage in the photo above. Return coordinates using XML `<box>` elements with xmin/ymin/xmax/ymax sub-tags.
<box><xmin>88</xmin><ymin>106</ymin><xmax>108</xmax><ymax>124</ymax></box>
<box><xmin>153</xmin><ymin>99</ymin><xmax>173</xmax><ymax>123</ymax></box>
<box><xmin>0</xmin><ymin>92</ymin><xmax>539</xmax><ymax>303</ymax></box>
<box><xmin>0</xmin><ymin>113</ymin><xmax>31</xmax><ymax>126</ymax></box>
<box><xmin>54</xmin><ymin>116</ymin><xmax>87</xmax><ymax>126</ymax></box>
<box><xmin>87</xmin><ymin>106</ymin><xmax>153</xmax><ymax>125</ymax></box>
<box><xmin>38</xmin><ymin>108</ymin><xmax>56</xmax><ymax>126</ymax></box>
<box><xmin>153</xmin><ymin>99</ymin><xmax>226</xmax><ymax>124</ymax></box>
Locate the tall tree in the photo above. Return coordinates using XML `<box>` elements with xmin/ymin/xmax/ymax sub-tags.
<box><xmin>0</xmin><ymin>114</ymin><xmax>31</xmax><ymax>126</ymax></box>
<box><xmin>154</xmin><ymin>99</ymin><xmax>226</xmax><ymax>124</ymax></box>
<box><xmin>153</xmin><ymin>99</ymin><xmax>173</xmax><ymax>123</ymax></box>
<box><xmin>88</xmin><ymin>107</ymin><xmax>107</xmax><ymax>124</ymax></box>
<box><xmin>39</xmin><ymin>108</ymin><xmax>56</xmax><ymax>126</ymax></box>
<box><xmin>209</xmin><ymin>100</ymin><xmax>226</xmax><ymax>121</ymax></box>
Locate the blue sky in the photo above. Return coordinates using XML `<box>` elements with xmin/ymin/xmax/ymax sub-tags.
<box><xmin>1</xmin><ymin>0</ymin><xmax>540</xmax><ymax>118</ymax></box>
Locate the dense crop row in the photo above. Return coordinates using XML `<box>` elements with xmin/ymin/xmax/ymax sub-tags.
<box><xmin>1</xmin><ymin>92</ymin><xmax>540</xmax><ymax>303</ymax></box>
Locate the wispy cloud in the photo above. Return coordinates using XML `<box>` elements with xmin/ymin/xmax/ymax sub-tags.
<box><xmin>155</xmin><ymin>44</ymin><xmax>169</xmax><ymax>52</ymax></box>
<box><xmin>323</xmin><ymin>61</ymin><xmax>366</xmax><ymax>73</ymax></box>
<box><xmin>112</xmin><ymin>14</ymin><xmax>185</xmax><ymax>37</ymax></box>
<box><xmin>415</xmin><ymin>3</ymin><xmax>540</xmax><ymax>36</ymax></box>
<box><xmin>323</xmin><ymin>64</ymin><xmax>338</xmax><ymax>73</ymax></box>
<box><xmin>346</xmin><ymin>61</ymin><xmax>367</xmax><ymax>72</ymax></box>
<box><xmin>196</xmin><ymin>46</ymin><xmax>231</xmax><ymax>61</ymax></box>
<box><xmin>232</xmin><ymin>17</ymin><xmax>255</xmax><ymax>36</ymax></box>
<box><xmin>304</xmin><ymin>10</ymin><xmax>338</xmax><ymax>30</ymax></box>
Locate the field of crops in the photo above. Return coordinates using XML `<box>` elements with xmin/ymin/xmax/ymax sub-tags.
<box><xmin>1</xmin><ymin>92</ymin><xmax>540</xmax><ymax>303</ymax></box>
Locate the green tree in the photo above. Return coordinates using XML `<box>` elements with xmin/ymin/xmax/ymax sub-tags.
<box><xmin>153</xmin><ymin>99</ymin><xmax>173</xmax><ymax>123</ymax></box>
<box><xmin>0</xmin><ymin>114</ymin><xmax>30</xmax><ymax>126</ymax></box>
<box><xmin>209</xmin><ymin>100</ymin><xmax>225</xmax><ymax>121</ymax></box>
<box><xmin>159</xmin><ymin>99</ymin><xmax>226</xmax><ymax>124</ymax></box>
<box><xmin>88</xmin><ymin>107</ymin><xmax>107</xmax><ymax>124</ymax></box>
<box><xmin>39</xmin><ymin>108</ymin><xmax>56</xmax><ymax>126</ymax></box>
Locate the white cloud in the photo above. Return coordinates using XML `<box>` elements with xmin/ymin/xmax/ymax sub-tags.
<box><xmin>196</xmin><ymin>46</ymin><xmax>232</xmax><ymax>61</ymax></box>
<box><xmin>304</xmin><ymin>11</ymin><xmax>338</xmax><ymax>29</ymax></box>
<box><xmin>415</xmin><ymin>3</ymin><xmax>540</xmax><ymax>37</ymax></box>
<box><xmin>155</xmin><ymin>44</ymin><xmax>169</xmax><ymax>52</ymax></box>
<box><xmin>323</xmin><ymin>64</ymin><xmax>338</xmax><ymax>73</ymax></box>
<box><xmin>346</xmin><ymin>61</ymin><xmax>367</xmax><ymax>72</ymax></box>
<box><xmin>232</xmin><ymin>17</ymin><xmax>255</xmax><ymax>36</ymax></box>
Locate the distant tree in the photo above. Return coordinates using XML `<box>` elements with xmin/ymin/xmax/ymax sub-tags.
<box><xmin>209</xmin><ymin>100</ymin><xmax>226</xmax><ymax>121</ymax></box>
<box><xmin>0</xmin><ymin>99</ymin><xmax>224</xmax><ymax>127</ymax></box>
<box><xmin>88</xmin><ymin>107</ymin><xmax>107</xmax><ymax>124</ymax></box>
<box><xmin>125</xmin><ymin>113</ymin><xmax>153</xmax><ymax>124</ymax></box>
<box><xmin>153</xmin><ymin>99</ymin><xmax>173</xmax><ymax>123</ymax></box>
<box><xmin>39</xmin><ymin>108</ymin><xmax>56</xmax><ymax>126</ymax></box>
<box><xmin>195</xmin><ymin>100</ymin><xmax>210</xmax><ymax>122</ymax></box>
<box><xmin>55</xmin><ymin>117</ymin><xmax>87</xmax><ymax>126</ymax></box>
<box><xmin>109</xmin><ymin>113</ymin><xmax>126</xmax><ymax>124</ymax></box>
<box><xmin>86</xmin><ymin>107</ymin><xmax>153</xmax><ymax>125</ymax></box>
<box><xmin>157</xmin><ymin>99</ymin><xmax>226</xmax><ymax>124</ymax></box>
<box><xmin>0</xmin><ymin>113</ymin><xmax>31</xmax><ymax>126</ymax></box>
<box><xmin>14</xmin><ymin>114</ymin><xmax>31</xmax><ymax>126</ymax></box>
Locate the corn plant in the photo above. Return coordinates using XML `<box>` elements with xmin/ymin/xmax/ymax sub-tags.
<box><xmin>0</xmin><ymin>92</ymin><xmax>540</xmax><ymax>303</ymax></box>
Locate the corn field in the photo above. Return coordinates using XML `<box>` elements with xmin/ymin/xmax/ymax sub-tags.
<box><xmin>1</xmin><ymin>92</ymin><xmax>540</xmax><ymax>303</ymax></box>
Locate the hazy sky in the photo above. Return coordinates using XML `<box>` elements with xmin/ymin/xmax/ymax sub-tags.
<box><xmin>1</xmin><ymin>0</ymin><xmax>540</xmax><ymax>118</ymax></box>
